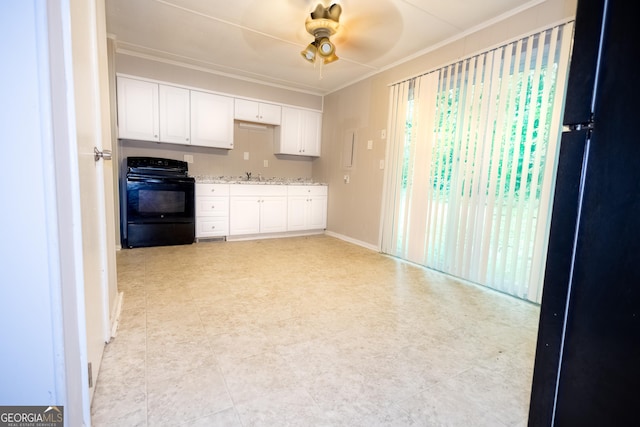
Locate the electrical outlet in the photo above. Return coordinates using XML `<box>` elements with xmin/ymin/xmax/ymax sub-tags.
<box><xmin>183</xmin><ymin>154</ymin><xmax>194</xmax><ymax>164</ymax></box>
<box><xmin>263</xmin><ymin>160</ymin><xmax>269</xmax><ymax>167</ymax></box>
<box><xmin>344</xmin><ymin>174</ymin><xmax>350</xmax><ymax>184</ymax></box>
<box><xmin>243</xmin><ymin>152</ymin><xmax>249</xmax><ymax>160</ymax></box>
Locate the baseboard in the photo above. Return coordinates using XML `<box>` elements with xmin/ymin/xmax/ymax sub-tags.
<box><xmin>225</xmin><ymin>230</ymin><xmax>325</xmax><ymax>242</ymax></box>
<box><xmin>110</xmin><ymin>291</ymin><xmax>124</xmax><ymax>339</ymax></box>
<box><xmin>324</xmin><ymin>230</ymin><xmax>380</xmax><ymax>252</ymax></box>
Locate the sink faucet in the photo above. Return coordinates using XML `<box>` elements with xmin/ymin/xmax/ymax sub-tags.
<box><xmin>245</xmin><ymin>172</ymin><xmax>251</xmax><ymax>180</ymax></box>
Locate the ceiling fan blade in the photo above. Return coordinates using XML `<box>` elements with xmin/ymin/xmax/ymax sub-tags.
<box><xmin>330</xmin><ymin>1</ymin><xmax>403</xmax><ymax>62</ymax></box>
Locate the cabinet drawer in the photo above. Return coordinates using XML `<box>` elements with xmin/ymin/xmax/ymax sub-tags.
<box><xmin>196</xmin><ymin>183</ymin><xmax>230</xmax><ymax>196</ymax></box>
<box><xmin>196</xmin><ymin>218</ymin><xmax>229</xmax><ymax>237</ymax></box>
<box><xmin>287</xmin><ymin>185</ymin><xmax>328</xmax><ymax>197</ymax></box>
<box><xmin>196</xmin><ymin>197</ymin><xmax>229</xmax><ymax>216</ymax></box>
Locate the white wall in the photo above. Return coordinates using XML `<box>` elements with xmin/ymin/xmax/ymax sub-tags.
<box><xmin>0</xmin><ymin>0</ymin><xmax>68</xmax><ymax>405</ymax></box>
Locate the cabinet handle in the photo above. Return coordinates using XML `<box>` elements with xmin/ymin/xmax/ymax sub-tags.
<box><xmin>211</xmin><ymin>225</ymin><xmax>216</xmax><ymax>229</ymax></box>
<box><xmin>211</xmin><ymin>205</ymin><xmax>215</xmax><ymax>209</ymax></box>
<box><xmin>211</xmin><ymin>189</ymin><xmax>215</xmax><ymax>192</ymax></box>
<box><xmin>186</xmin><ymin>138</ymin><xmax>189</xmax><ymax>141</ymax></box>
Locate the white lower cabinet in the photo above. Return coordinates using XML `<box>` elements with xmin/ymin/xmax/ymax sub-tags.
<box><xmin>287</xmin><ymin>185</ymin><xmax>327</xmax><ymax>231</ymax></box>
<box><xmin>229</xmin><ymin>185</ymin><xmax>287</xmax><ymax>236</ymax></box>
<box><xmin>195</xmin><ymin>184</ymin><xmax>229</xmax><ymax>238</ymax></box>
<box><xmin>196</xmin><ymin>183</ymin><xmax>328</xmax><ymax>239</ymax></box>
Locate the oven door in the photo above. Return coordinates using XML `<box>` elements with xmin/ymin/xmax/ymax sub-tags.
<box><xmin>125</xmin><ymin>175</ymin><xmax>195</xmax><ymax>248</ymax></box>
<box><xmin>126</xmin><ymin>176</ymin><xmax>195</xmax><ymax>224</ymax></box>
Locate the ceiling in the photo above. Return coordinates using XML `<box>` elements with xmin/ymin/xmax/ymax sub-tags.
<box><xmin>105</xmin><ymin>0</ymin><xmax>541</xmax><ymax>95</ymax></box>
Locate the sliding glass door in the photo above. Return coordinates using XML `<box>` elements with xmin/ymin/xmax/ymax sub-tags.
<box><xmin>382</xmin><ymin>23</ymin><xmax>573</xmax><ymax>302</ymax></box>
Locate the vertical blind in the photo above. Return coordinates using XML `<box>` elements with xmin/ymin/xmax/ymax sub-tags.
<box><xmin>381</xmin><ymin>23</ymin><xmax>574</xmax><ymax>302</ymax></box>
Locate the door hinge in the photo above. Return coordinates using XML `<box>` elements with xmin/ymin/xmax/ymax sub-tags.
<box><xmin>563</xmin><ymin>121</ymin><xmax>595</xmax><ymax>132</ymax></box>
<box><xmin>88</xmin><ymin>362</ymin><xmax>93</xmax><ymax>388</ymax></box>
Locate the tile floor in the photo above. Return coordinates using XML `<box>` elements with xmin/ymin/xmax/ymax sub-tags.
<box><xmin>90</xmin><ymin>235</ymin><xmax>540</xmax><ymax>426</ymax></box>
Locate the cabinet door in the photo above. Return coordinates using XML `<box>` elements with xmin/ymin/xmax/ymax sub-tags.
<box><xmin>191</xmin><ymin>90</ymin><xmax>234</xmax><ymax>149</ymax></box>
<box><xmin>159</xmin><ymin>85</ymin><xmax>190</xmax><ymax>145</ymax></box>
<box><xmin>275</xmin><ymin>107</ymin><xmax>302</xmax><ymax>154</ymax></box>
<box><xmin>287</xmin><ymin>196</ymin><xmax>308</xmax><ymax>231</ymax></box>
<box><xmin>234</xmin><ymin>98</ymin><xmax>260</xmax><ymax>122</ymax></box>
<box><xmin>301</xmin><ymin>110</ymin><xmax>322</xmax><ymax>156</ymax></box>
<box><xmin>258</xmin><ymin>103</ymin><xmax>281</xmax><ymax>125</ymax></box>
<box><xmin>307</xmin><ymin>196</ymin><xmax>327</xmax><ymax>229</ymax></box>
<box><xmin>229</xmin><ymin>197</ymin><xmax>260</xmax><ymax>235</ymax></box>
<box><xmin>235</xmin><ymin>99</ymin><xmax>281</xmax><ymax>125</ymax></box>
<box><xmin>117</xmin><ymin>77</ymin><xmax>159</xmax><ymax>141</ymax></box>
<box><xmin>260</xmin><ymin>196</ymin><xmax>288</xmax><ymax>233</ymax></box>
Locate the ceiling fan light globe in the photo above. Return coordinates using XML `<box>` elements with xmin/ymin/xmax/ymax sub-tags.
<box><xmin>300</xmin><ymin>42</ymin><xmax>317</xmax><ymax>63</ymax></box>
<box><xmin>317</xmin><ymin>37</ymin><xmax>335</xmax><ymax>57</ymax></box>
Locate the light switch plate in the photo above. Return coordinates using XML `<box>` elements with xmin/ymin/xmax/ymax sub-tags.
<box><xmin>367</xmin><ymin>140</ymin><xmax>373</xmax><ymax>150</ymax></box>
<box><xmin>243</xmin><ymin>152</ymin><xmax>249</xmax><ymax>160</ymax></box>
<box><xmin>263</xmin><ymin>160</ymin><xmax>269</xmax><ymax>167</ymax></box>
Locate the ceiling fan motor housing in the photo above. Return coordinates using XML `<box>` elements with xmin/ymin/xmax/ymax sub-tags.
<box><xmin>302</xmin><ymin>3</ymin><xmax>341</xmax><ymax>63</ymax></box>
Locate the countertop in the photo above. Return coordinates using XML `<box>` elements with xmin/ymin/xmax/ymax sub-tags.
<box><xmin>192</xmin><ymin>175</ymin><xmax>327</xmax><ymax>186</ymax></box>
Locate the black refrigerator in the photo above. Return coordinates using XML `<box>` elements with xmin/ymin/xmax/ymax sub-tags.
<box><xmin>528</xmin><ymin>0</ymin><xmax>640</xmax><ymax>425</ymax></box>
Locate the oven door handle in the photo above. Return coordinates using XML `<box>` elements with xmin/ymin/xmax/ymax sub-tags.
<box><xmin>127</xmin><ymin>176</ymin><xmax>194</xmax><ymax>184</ymax></box>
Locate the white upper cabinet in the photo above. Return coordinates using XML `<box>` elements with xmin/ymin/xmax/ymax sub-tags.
<box><xmin>117</xmin><ymin>76</ymin><xmax>234</xmax><ymax>149</ymax></box>
<box><xmin>234</xmin><ymin>99</ymin><xmax>281</xmax><ymax>125</ymax></box>
<box><xmin>159</xmin><ymin>84</ymin><xmax>190</xmax><ymax>145</ymax></box>
<box><xmin>117</xmin><ymin>77</ymin><xmax>159</xmax><ymax>141</ymax></box>
<box><xmin>274</xmin><ymin>107</ymin><xmax>322</xmax><ymax>156</ymax></box>
<box><xmin>190</xmin><ymin>90</ymin><xmax>234</xmax><ymax>149</ymax></box>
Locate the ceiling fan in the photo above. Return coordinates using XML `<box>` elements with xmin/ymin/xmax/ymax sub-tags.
<box><xmin>300</xmin><ymin>3</ymin><xmax>342</xmax><ymax>65</ymax></box>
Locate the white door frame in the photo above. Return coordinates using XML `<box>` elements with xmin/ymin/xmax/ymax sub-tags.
<box><xmin>47</xmin><ymin>0</ymin><xmax>113</xmax><ymax>423</ymax></box>
<box><xmin>44</xmin><ymin>0</ymin><xmax>93</xmax><ymax>424</ymax></box>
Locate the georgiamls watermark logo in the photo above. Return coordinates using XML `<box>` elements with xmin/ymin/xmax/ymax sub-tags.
<box><xmin>0</xmin><ymin>406</ymin><xmax>63</xmax><ymax>427</ymax></box>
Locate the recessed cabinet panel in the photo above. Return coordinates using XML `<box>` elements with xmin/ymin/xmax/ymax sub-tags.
<box><xmin>302</xmin><ymin>110</ymin><xmax>322</xmax><ymax>156</ymax></box>
<box><xmin>259</xmin><ymin>196</ymin><xmax>288</xmax><ymax>233</ymax></box>
<box><xmin>159</xmin><ymin>85</ymin><xmax>190</xmax><ymax>145</ymax></box>
<box><xmin>117</xmin><ymin>77</ymin><xmax>159</xmax><ymax>141</ymax></box>
<box><xmin>307</xmin><ymin>196</ymin><xmax>328</xmax><ymax>229</ymax></box>
<box><xmin>229</xmin><ymin>197</ymin><xmax>261</xmax><ymax>235</ymax></box>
